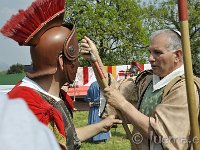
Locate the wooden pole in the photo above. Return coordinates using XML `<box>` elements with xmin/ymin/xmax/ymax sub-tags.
<box><xmin>91</xmin><ymin>59</ymin><xmax>136</xmax><ymax>149</ymax></box>
<box><xmin>178</xmin><ymin>0</ymin><xmax>200</xmax><ymax>149</ymax></box>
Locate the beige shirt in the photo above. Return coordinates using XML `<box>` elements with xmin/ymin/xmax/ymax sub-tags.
<box><xmin>135</xmin><ymin>72</ymin><xmax>199</xmax><ymax>150</ymax></box>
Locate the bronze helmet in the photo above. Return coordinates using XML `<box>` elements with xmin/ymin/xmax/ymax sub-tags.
<box><xmin>27</xmin><ymin>23</ymin><xmax>79</xmax><ymax>84</ymax></box>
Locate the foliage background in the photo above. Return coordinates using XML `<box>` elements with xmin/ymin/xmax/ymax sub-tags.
<box><xmin>7</xmin><ymin>63</ymin><xmax>24</xmax><ymax>74</ymax></box>
<box><xmin>65</xmin><ymin>0</ymin><xmax>200</xmax><ymax>75</ymax></box>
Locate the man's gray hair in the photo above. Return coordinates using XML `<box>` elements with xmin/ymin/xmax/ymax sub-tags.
<box><xmin>150</xmin><ymin>29</ymin><xmax>182</xmax><ymax>52</ymax></box>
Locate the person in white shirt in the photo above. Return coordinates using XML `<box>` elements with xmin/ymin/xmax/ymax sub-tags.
<box><xmin>0</xmin><ymin>94</ymin><xmax>61</xmax><ymax>150</ymax></box>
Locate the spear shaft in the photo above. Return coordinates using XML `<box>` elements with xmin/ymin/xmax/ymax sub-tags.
<box><xmin>178</xmin><ymin>0</ymin><xmax>200</xmax><ymax>149</ymax></box>
<box><xmin>90</xmin><ymin>56</ymin><xmax>136</xmax><ymax>149</ymax></box>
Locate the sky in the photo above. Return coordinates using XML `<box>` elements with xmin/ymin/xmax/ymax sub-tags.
<box><xmin>0</xmin><ymin>0</ymin><xmax>34</xmax><ymax>70</ymax></box>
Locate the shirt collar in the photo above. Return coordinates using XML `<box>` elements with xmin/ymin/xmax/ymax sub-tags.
<box><xmin>20</xmin><ymin>77</ymin><xmax>61</xmax><ymax>101</ymax></box>
<box><xmin>153</xmin><ymin>65</ymin><xmax>184</xmax><ymax>91</ymax></box>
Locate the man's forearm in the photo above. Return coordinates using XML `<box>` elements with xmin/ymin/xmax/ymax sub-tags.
<box><xmin>75</xmin><ymin>123</ymin><xmax>102</xmax><ymax>142</ymax></box>
<box><xmin>118</xmin><ymin>100</ymin><xmax>155</xmax><ymax>138</ymax></box>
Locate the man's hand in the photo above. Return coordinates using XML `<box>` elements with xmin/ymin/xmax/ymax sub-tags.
<box><xmin>76</xmin><ymin>115</ymin><xmax>121</xmax><ymax>142</ymax></box>
<box><xmin>80</xmin><ymin>36</ymin><xmax>99</xmax><ymax>62</ymax></box>
<box><xmin>99</xmin><ymin>115</ymin><xmax>122</xmax><ymax>132</ymax></box>
<box><xmin>103</xmin><ymin>86</ymin><xmax>128</xmax><ymax>110</ymax></box>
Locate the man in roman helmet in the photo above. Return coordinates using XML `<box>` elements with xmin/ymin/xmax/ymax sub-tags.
<box><xmin>0</xmin><ymin>0</ymin><xmax>121</xmax><ymax>150</ymax></box>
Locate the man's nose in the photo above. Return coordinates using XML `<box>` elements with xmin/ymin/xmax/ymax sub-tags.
<box><xmin>148</xmin><ymin>54</ymin><xmax>155</xmax><ymax>62</ymax></box>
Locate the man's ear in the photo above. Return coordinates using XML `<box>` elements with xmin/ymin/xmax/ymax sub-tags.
<box><xmin>58</xmin><ymin>55</ymin><xmax>64</xmax><ymax>71</ymax></box>
<box><xmin>174</xmin><ymin>49</ymin><xmax>183</xmax><ymax>62</ymax></box>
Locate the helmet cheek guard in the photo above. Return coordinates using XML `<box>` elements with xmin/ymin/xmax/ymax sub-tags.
<box><xmin>63</xmin><ymin>27</ymin><xmax>79</xmax><ymax>63</ymax></box>
<box><xmin>63</xmin><ymin>58</ymin><xmax>79</xmax><ymax>84</ymax></box>
<box><xmin>63</xmin><ymin>27</ymin><xmax>79</xmax><ymax>84</ymax></box>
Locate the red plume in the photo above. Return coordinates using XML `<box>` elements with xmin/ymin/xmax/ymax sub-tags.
<box><xmin>0</xmin><ymin>0</ymin><xmax>65</xmax><ymax>45</ymax></box>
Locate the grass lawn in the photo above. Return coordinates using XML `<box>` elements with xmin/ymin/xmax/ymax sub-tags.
<box><xmin>0</xmin><ymin>72</ymin><xmax>131</xmax><ymax>149</ymax></box>
<box><xmin>0</xmin><ymin>73</ymin><xmax>25</xmax><ymax>85</ymax></box>
<box><xmin>73</xmin><ymin>111</ymin><xmax>131</xmax><ymax>150</ymax></box>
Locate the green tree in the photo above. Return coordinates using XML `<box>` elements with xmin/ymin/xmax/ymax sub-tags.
<box><xmin>7</xmin><ymin>63</ymin><xmax>24</xmax><ymax>74</ymax></box>
<box><xmin>140</xmin><ymin>0</ymin><xmax>200</xmax><ymax>75</ymax></box>
<box><xmin>65</xmin><ymin>0</ymin><xmax>149</xmax><ymax>66</ymax></box>
<box><xmin>65</xmin><ymin>0</ymin><xmax>199</xmax><ymax>74</ymax></box>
